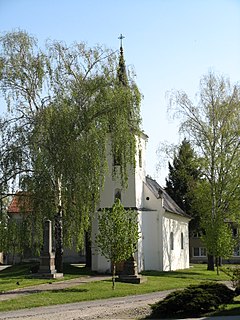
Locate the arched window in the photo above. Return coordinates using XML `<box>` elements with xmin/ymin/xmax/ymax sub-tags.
<box><xmin>181</xmin><ymin>232</ymin><xmax>184</xmax><ymax>249</ymax></box>
<box><xmin>139</xmin><ymin>149</ymin><xmax>142</xmax><ymax>168</ymax></box>
<box><xmin>114</xmin><ymin>189</ymin><xmax>121</xmax><ymax>201</ymax></box>
<box><xmin>170</xmin><ymin>232</ymin><xmax>174</xmax><ymax>250</ymax></box>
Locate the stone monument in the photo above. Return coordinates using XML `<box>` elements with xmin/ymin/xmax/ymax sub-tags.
<box><xmin>38</xmin><ymin>219</ymin><xmax>63</xmax><ymax>278</ymax></box>
<box><xmin>118</xmin><ymin>255</ymin><xmax>146</xmax><ymax>284</ymax></box>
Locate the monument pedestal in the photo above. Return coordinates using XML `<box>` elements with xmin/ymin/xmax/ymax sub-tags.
<box><xmin>36</xmin><ymin>220</ymin><xmax>63</xmax><ymax>279</ymax></box>
<box><xmin>117</xmin><ymin>256</ymin><xmax>146</xmax><ymax>284</ymax></box>
<box><xmin>38</xmin><ymin>252</ymin><xmax>63</xmax><ymax>278</ymax></box>
<box><xmin>118</xmin><ymin>274</ymin><xmax>145</xmax><ymax>284</ymax></box>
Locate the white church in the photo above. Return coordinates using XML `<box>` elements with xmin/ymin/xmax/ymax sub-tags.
<box><xmin>1</xmin><ymin>39</ymin><xmax>191</xmax><ymax>271</ymax></box>
<box><xmin>91</xmin><ymin>131</ymin><xmax>190</xmax><ymax>273</ymax></box>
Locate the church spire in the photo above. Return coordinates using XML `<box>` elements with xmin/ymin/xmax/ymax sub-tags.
<box><xmin>117</xmin><ymin>34</ymin><xmax>128</xmax><ymax>86</ymax></box>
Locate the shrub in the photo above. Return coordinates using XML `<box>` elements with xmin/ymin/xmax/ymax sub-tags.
<box><xmin>148</xmin><ymin>282</ymin><xmax>235</xmax><ymax>318</ymax></box>
<box><xmin>221</xmin><ymin>266</ymin><xmax>240</xmax><ymax>295</ymax></box>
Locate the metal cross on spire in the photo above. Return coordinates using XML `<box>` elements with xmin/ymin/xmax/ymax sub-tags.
<box><xmin>118</xmin><ymin>34</ymin><xmax>125</xmax><ymax>48</ymax></box>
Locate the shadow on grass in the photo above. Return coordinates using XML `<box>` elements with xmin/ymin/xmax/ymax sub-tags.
<box><xmin>141</xmin><ymin>270</ymin><xmax>203</xmax><ymax>277</ymax></box>
<box><xmin>143</xmin><ymin>301</ymin><xmax>240</xmax><ymax>319</ymax></box>
<box><xmin>49</xmin><ymin>288</ymin><xmax>88</xmax><ymax>293</ymax></box>
<box><xmin>0</xmin><ymin>263</ymin><xmax>95</xmax><ymax>279</ymax></box>
<box><xmin>213</xmin><ymin>302</ymin><xmax>240</xmax><ymax>317</ymax></box>
<box><xmin>63</xmin><ymin>263</ymin><xmax>96</xmax><ymax>276</ymax></box>
<box><xmin>0</xmin><ymin>263</ymin><xmax>34</xmax><ymax>278</ymax></box>
<box><xmin>0</xmin><ymin>289</ymin><xmax>43</xmax><ymax>295</ymax></box>
<box><xmin>0</xmin><ymin>287</ymin><xmax>89</xmax><ymax>297</ymax></box>
<box><xmin>144</xmin><ymin>308</ymin><xmax>240</xmax><ymax>319</ymax></box>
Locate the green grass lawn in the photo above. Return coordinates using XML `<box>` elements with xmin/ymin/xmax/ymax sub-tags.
<box><xmin>0</xmin><ymin>262</ymin><xmax>239</xmax><ymax>316</ymax></box>
<box><xmin>0</xmin><ymin>262</ymin><xmax>94</xmax><ymax>291</ymax></box>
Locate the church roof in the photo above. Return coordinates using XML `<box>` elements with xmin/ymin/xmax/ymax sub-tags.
<box><xmin>7</xmin><ymin>191</ymin><xmax>32</xmax><ymax>214</ymax></box>
<box><xmin>145</xmin><ymin>176</ymin><xmax>190</xmax><ymax>219</ymax></box>
<box><xmin>117</xmin><ymin>34</ymin><xmax>128</xmax><ymax>86</ymax></box>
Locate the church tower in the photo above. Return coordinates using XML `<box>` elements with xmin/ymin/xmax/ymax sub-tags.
<box><xmin>91</xmin><ymin>35</ymin><xmax>148</xmax><ymax>273</ymax></box>
<box><xmin>98</xmin><ymin>34</ymin><xmax>148</xmax><ymax>211</ymax></box>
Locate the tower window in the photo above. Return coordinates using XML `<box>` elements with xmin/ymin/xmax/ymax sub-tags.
<box><xmin>139</xmin><ymin>149</ymin><xmax>142</xmax><ymax>168</ymax></box>
<box><xmin>115</xmin><ymin>189</ymin><xmax>121</xmax><ymax>201</ymax></box>
<box><xmin>113</xmin><ymin>153</ymin><xmax>121</xmax><ymax>166</ymax></box>
<box><xmin>232</xmin><ymin>228</ymin><xmax>238</xmax><ymax>237</ymax></box>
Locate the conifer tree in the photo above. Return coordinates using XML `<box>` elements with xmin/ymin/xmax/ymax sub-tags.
<box><xmin>165</xmin><ymin>139</ymin><xmax>201</xmax><ymax>233</ymax></box>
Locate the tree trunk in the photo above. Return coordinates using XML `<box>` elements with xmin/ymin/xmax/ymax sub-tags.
<box><xmin>85</xmin><ymin>231</ymin><xmax>92</xmax><ymax>268</ymax></box>
<box><xmin>55</xmin><ymin>177</ymin><xmax>63</xmax><ymax>273</ymax></box>
<box><xmin>215</xmin><ymin>256</ymin><xmax>222</xmax><ymax>275</ymax></box>
<box><xmin>112</xmin><ymin>263</ymin><xmax>116</xmax><ymax>290</ymax></box>
<box><xmin>55</xmin><ymin>209</ymin><xmax>63</xmax><ymax>273</ymax></box>
<box><xmin>216</xmin><ymin>256</ymin><xmax>222</xmax><ymax>267</ymax></box>
<box><xmin>215</xmin><ymin>256</ymin><xmax>219</xmax><ymax>275</ymax></box>
<box><xmin>207</xmin><ymin>254</ymin><xmax>215</xmax><ymax>271</ymax></box>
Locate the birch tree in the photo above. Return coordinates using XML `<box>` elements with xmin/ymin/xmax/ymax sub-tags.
<box><xmin>0</xmin><ymin>30</ymin><xmax>141</xmax><ymax>271</ymax></box>
<box><xmin>95</xmin><ymin>199</ymin><xmax>139</xmax><ymax>289</ymax></box>
<box><xmin>168</xmin><ymin>72</ymin><xmax>240</xmax><ymax>270</ymax></box>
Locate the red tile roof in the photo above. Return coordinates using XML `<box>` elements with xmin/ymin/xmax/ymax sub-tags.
<box><xmin>7</xmin><ymin>191</ymin><xmax>32</xmax><ymax>214</ymax></box>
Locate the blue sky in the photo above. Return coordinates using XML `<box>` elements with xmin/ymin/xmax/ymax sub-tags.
<box><xmin>1</xmin><ymin>0</ymin><xmax>240</xmax><ymax>185</ymax></box>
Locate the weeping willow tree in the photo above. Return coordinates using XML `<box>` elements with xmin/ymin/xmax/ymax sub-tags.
<box><xmin>0</xmin><ymin>30</ymin><xmax>142</xmax><ymax>271</ymax></box>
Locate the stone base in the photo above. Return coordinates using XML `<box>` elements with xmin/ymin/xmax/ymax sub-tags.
<box><xmin>38</xmin><ymin>251</ymin><xmax>57</xmax><ymax>277</ymax></box>
<box><xmin>117</xmin><ymin>275</ymin><xmax>146</xmax><ymax>284</ymax></box>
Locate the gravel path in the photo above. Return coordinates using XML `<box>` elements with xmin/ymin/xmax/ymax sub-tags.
<box><xmin>0</xmin><ymin>290</ymin><xmax>173</xmax><ymax>319</ymax></box>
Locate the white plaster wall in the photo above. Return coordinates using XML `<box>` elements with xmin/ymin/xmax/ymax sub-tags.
<box><xmin>99</xmin><ymin>148</ymin><xmax>134</xmax><ymax>209</ymax></box>
<box><xmin>162</xmin><ymin>212</ymin><xmax>190</xmax><ymax>271</ymax></box>
<box><xmin>143</xmin><ymin>183</ymin><xmax>160</xmax><ymax>210</ymax></box>
<box><xmin>136</xmin><ymin>211</ymin><xmax>144</xmax><ymax>273</ymax></box>
<box><xmin>93</xmin><ymin>134</ymin><xmax>148</xmax><ymax>273</ymax></box>
<box><xmin>99</xmin><ymin>134</ymin><xmax>147</xmax><ymax>210</ymax></box>
<box><xmin>135</xmin><ymin>136</ymin><xmax>147</xmax><ymax>209</ymax></box>
<box><xmin>91</xmin><ymin>212</ymin><xmax>111</xmax><ymax>273</ymax></box>
<box><xmin>141</xmin><ymin>210</ymin><xmax>162</xmax><ymax>271</ymax></box>
<box><xmin>99</xmin><ymin>168</ymin><xmax>136</xmax><ymax>208</ymax></box>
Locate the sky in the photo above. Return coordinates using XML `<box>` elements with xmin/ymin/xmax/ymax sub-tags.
<box><xmin>0</xmin><ymin>0</ymin><xmax>240</xmax><ymax>185</ymax></box>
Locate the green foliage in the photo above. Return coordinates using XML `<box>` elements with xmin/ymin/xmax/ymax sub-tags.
<box><xmin>149</xmin><ymin>282</ymin><xmax>235</xmax><ymax>318</ymax></box>
<box><xmin>202</xmin><ymin>218</ymin><xmax>235</xmax><ymax>259</ymax></box>
<box><xmin>221</xmin><ymin>266</ymin><xmax>240</xmax><ymax>294</ymax></box>
<box><xmin>165</xmin><ymin>138</ymin><xmax>201</xmax><ymax>232</ymax></box>
<box><xmin>96</xmin><ymin>199</ymin><xmax>139</xmax><ymax>264</ymax></box>
<box><xmin>0</xmin><ymin>213</ymin><xmax>42</xmax><ymax>261</ymax></box>
<box><xmin>168</xmin><ymin>72</ymin><xmax>240</xmax><ymax>269</ymax></box>
<box><xmin>95</xmin><ymin>199</ymin><xmax>139</xmax><ymax>288</ymax></box>
<box><xmin>0</xmin><ymin>30</ymin><xmax>142</xmax><ymax>255</ymax></box>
